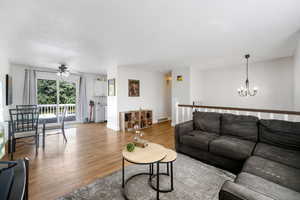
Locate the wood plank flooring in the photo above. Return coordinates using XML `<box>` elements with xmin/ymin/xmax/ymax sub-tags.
<box><xmin>1</xmin><ymin>121</ymin><xmax>174</xmax><ymax>200</ymax></box>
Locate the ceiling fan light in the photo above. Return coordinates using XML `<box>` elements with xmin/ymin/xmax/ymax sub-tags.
<box><xmin>63</xmin><ymin>71</ymin><xmax>70</xmax><ymax>77</ymax></box>
<box><xmin>57</xmin><ymin>64</ymin><xmax>70</xmax><ymax>77</ymax></box>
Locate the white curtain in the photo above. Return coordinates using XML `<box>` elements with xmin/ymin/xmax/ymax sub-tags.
<box><xmin>78</xmin><ymin>76</ymin><xmax>88</xmax><ymax>122</ymax></box>
<box><xmin>23</xmin><ymin>69</ymin><xmax>37</xmax><ymax>105</ymax></box>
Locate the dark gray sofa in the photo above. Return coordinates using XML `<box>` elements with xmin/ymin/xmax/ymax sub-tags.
<box><xmin>175</xmin><ymin>112</ymin><xmax>300</xmax><ymax>200</ymax></box>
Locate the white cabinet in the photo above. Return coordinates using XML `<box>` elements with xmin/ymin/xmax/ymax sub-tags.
<box><xmin>95</xmin><ymin>104</ymin><xmax>106</xmax><ymax>122</ymax></box>
<box><xmin>94</xmin><ymin>80</ymin><xmax>107</xmax><ymax>97</ymax></box>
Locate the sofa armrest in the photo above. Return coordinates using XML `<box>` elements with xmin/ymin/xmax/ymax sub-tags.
<box><xmin>219</xmin><ymin>181</ymin><xmax>274</xmax><ymax>200</ymax></box>
<box><xmin>175</xmin><ymin>120</ymin><xmax>194</xmax><ymax>151</ymax></box>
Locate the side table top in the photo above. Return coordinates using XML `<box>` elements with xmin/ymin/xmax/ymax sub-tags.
<box><xmin>161</xmin><ymin>149</ymin><xmax>177</xmax><ymax>163</ymax></box>
<box><xmin>122</xmin><ymin>143</ymin><xmax>167</xmax><ymax>164</ymax></box>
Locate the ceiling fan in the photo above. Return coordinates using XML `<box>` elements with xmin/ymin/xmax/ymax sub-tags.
<box><xmin>57</xmin><ymin>64</ymin><xmax>70</xmax><ymax>77</ymax></box>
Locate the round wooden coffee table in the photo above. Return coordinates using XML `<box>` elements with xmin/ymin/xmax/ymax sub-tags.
<box><xmin>122</xmin><ymin>143</ymin><xmax>167</xmax><ymax>200</ymax></box>
<box><xmin>149</xmin><ymin>149</ymin><xmax>177</xmax><ymax>193</ymax></box>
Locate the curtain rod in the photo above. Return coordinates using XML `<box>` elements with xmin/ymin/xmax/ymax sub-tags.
<box><xmin>32</xmin><ymin>69</ymin><xmax>81</xmax><ymax>77</ymax></box>
<box><xmin>28</xmin><ymin>69</ymin><xmax>105</xmax><ymax>77</ymax></box>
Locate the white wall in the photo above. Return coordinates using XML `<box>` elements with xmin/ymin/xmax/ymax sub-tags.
<box><xmin>294</xmin><ymin>39</ymin><xmax>300</xmax><ymax>111</ymax></box>
<box><xmin>0</xmin><ymin>54</ymin><xmax>10</xmax><ymax>143</ymax></box>
<box><xmin>118</xmin><ymin>67</ymin><xmax>171</xmax><ymax>122</ymax></box>
<box><xmin>107</xmin><ymin>66</ymin><xmax>119</xmax><ymax>130</ymax></box>
<box><xmin>164</xmin><ymin>73</ymin><xmax>172</xmax><ymax>119</ymax></box>
<box><xmin>171</xmin><ymin>67</ymin><xmax>191</xmax><ymax>125</ymax></box>
<box><xmin>0</xmin><ymin>55</ymin><xmax>11</xmax><ymax>121</ymax></box>
<box><xmin>106</xmin><ymin>66</ymin><xmax>171</xmax><ymax>130</ymax></box>
<box><xmin>10</xmin><ymin>63</ymin><xmax>26</xmax><ymax>105</ymax></box>
<box><xmin>190</xmin><ymin>67</ymin><xmax>203</xmax><ymax>105</ymax></box>
<box><xmin>191</xmin><ymin>57</ymin><xmax>294</xmax><ymax>110</ymax></box>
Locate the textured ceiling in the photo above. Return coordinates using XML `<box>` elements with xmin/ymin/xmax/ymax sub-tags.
<box><xmin>0</xmin><ymin>0</ymin><xmax>299</xmax><ymax>73</ymax></box>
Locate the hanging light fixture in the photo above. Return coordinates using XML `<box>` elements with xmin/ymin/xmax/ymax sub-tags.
<box><xmin>57</xmin><ymin>64</ymin><xmax>70</xmax><ymax>77</ymax></box>
<box><xmin>237</xmin><ymin>54</ymin><xmax>258</xmax><ymax>97</ymax></box>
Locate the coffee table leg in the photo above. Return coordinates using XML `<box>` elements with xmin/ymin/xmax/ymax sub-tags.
<box><xmin>152</xmin><ymin>163</ymin><xmax>154</xmax><ymax>175</ymax></box>
<box><xmin>157</xmin><ymin>162</ymin><xmax>160</xmax><ymax>200</ymax></box>
<box><xmin>122</xmin><ymin>157</ymin><xmax>125</xmax><ymax>188</ymax></box>
<box><xmin>149</xmin><ymin>164</ymin><xmax>152</xmax><ymax>179</ymax></box>
<box><xmin>167</xmin><ymin>163</ymin><xmax>169</xmax><ymax>176</ymax></box>
<box><xmin>171</xmin><ymin>162</ymin><xmax>174</xmax><ymax>191</ymax></box>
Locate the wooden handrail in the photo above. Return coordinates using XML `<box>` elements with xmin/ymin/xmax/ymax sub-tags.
<box><xmin>178</xmin><ymin>104</ymin><xmax>300</xmax><ymax>116</ymax></box>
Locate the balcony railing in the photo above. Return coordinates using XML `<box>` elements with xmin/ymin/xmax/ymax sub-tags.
<box><xmin>38</xmin><ymin>104</ymin><xmax>76</xmax><ymax>123</ymax></box>
<box><xmin>175</xmin><ymin>102</ymin><xmax>300</xmax><ymax>125</ymax></box>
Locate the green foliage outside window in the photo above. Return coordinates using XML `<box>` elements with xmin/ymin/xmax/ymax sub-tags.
<box><xmin>37</xmin><ymin>79</ymin><xmax>76</xmax><ymax>105</ymax></box>
<box><xmin>59</xmin><ymin>81</ymin><xmax>76</xmax><ymax>104</ymax></box>
<box><xmin>37</xmin><ymin>79</ymin><xmax>57</xmax><ymax>104</ymax></box>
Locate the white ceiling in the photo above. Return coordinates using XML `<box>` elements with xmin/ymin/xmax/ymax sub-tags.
<box><xmin>0</xmin><ymin>0</ymin><xmax>300</xmax><ymax>73</ymax></box>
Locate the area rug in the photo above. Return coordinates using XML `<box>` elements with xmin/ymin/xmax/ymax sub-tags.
<box><xmin>58</xmin><ymin>154</ymin><xmax>235</xmax><ymax>200</ymax></box>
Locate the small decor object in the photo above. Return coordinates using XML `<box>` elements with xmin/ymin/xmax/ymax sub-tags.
<box><xmin>177</xmin><ymin>75</ymin><xmax>183</xmax><ymax>81</ymax></box>
<box><xmin>126</xmin><ymin>143</ymin><xmax>135</xmax><ymax>152</ymax></box>
<box><xmin>237</xmin><ymin>54</ymin><xmax>258</xmax><ymax>97</ymax></box>
<box><xmin>133</xmin><ymin>124</ymin><xmax>143</xmax><ymax>141</ymax></box>
<box><xmin>128</xmin><ymin>79</ymin><xmax>140</xmax><ymax>97</ymax></box>
<box><xmin>132</xmin><ymin>125</ymin><xmax>148</xmax><ymax>148</ymax></box>
<box><xmin>108</xmin><ymin>79</ymin><xmax>116</xmax><ymax>96</ymax></box>
<box><xmin>133</xmin><ymin>139</ymin><xmax>148</xmax><ymax>148</ymax></box>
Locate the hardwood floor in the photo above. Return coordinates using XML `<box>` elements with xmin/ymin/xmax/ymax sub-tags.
<box><xmin>1</xmin><ymin>121</ymin><xmax>174</xmax><ymax>200</ymax></box>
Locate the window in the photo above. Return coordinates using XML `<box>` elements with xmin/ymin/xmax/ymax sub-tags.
<box><xmin>37</xmin><ymin>78</ymin><xmax>78</xmax><ymax>123</ymax></box>
<box><xmin>37</xmin><ymin>79</ymin><xmax>57</xmax><ymax>105</ymax></box>
<box><xmin>37</xmin><ymin>79</ymin><xmax>76</xmax><ymax>105</ymax></box>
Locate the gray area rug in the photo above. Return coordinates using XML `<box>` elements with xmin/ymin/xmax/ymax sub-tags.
<box><xmin>58</xmin><ymin>154</ymin><xmax>235</xmax><ymax>200</ymax></box>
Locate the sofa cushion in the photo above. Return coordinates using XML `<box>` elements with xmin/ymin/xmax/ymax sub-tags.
<box><xmin>181</xmin><ymin>130</ymin><xmax>219</xmax><ymax>151</ymax></box>
<box><xmin>221</xmin><ymin>114</ymin><xmax>259</xmax><ymax>142</ymax></box>
<box><xmin>220</xmin><ymin>181</ymin><xmax>274</xmax><ymax>200</ymax></box>
<box><xmin>254</xmin><ymin>143</ymin><xmax>300</xmax><ymax>169</ymax></box>
<box><xmin>210</xmin><ymin>136</ymin><xmax>255</xmax><ymax>160</ymax></box>
<box><xmin>242</xmin><ymin>156</ymin><xmax>300</xmax><ymax>192</ymax></box>
<box><xmin>236</xmin><ymin>172</ymin><xmax>300</xmax><ymax>200</ymax></box>
<box><xmin>259</xmin><ymin>119</ymin><xmax>300</xmax><ymax>151</ymax></box>
<box><xmin>193</xmin><ymin>112</ymin><xmax>221</xmax><ymax>134</ymax></box>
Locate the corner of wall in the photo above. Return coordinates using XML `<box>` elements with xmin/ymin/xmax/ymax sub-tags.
<box><xmin>106</xmin><ymin>66</ymin><xmax>119</xmax><ymax>131</ymax></box>
<box><xmin>294</xmin><ymin>38</ymin><xmax>300</xmax><ymax>111</ymax></box>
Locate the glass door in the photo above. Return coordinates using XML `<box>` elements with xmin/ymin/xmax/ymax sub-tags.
<box><xmin>37</xmin><ymin>77</ymin><xmax>78</xmax><ymax>123</ymax></box>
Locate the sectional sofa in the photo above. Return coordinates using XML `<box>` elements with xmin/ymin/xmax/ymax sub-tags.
<box><xmin>175</xmin><ymin>111</ymin><xmax>300</xmax><ymax>200</ymax></box>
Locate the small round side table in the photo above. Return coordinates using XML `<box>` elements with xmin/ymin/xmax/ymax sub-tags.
<box><xmin>122</xmin><ymin>143</ymin><xmax>167</xmax><ymax>200</ymax></box>
<box><xmin>149</xmin><ymin>149</ymin><xmax>177</xmax><ymax>193</ymax></box>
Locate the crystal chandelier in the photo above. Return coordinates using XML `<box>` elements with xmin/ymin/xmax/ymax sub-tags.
<box><xmin>237</xmin><ymin>54</ymin><xmax>258</xmax><ymax>97</ymax></box>
<box><xmin>57</xmin><ymin>64</ymin><xmax>70</xmax><ymax>77</ymax></box>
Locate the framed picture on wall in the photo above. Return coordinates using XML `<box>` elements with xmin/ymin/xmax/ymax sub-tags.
<box><xmin>128</xmin><ymin>79</ymin><xmax>140</xmax><ymax>97</ymax></box>
<box><xmin>108</xmin><ymin>79</ymin><xmax>116</xmax><ymax>96</ymax></box>
<box><xmin>5</xmin><ymin>74</ymin><xmax>12</xmax><ymax>105</ymax></box>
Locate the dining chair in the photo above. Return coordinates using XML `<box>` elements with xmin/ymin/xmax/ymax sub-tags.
<box><xmin>42</xmin><ymin>107</ymin><xmax>68</xmax><ymax>143</ymax></box>
<box><xmin>9</xmin><ymin>107</ymin><xmax>41</xmax><ymax>160</ymax></box>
